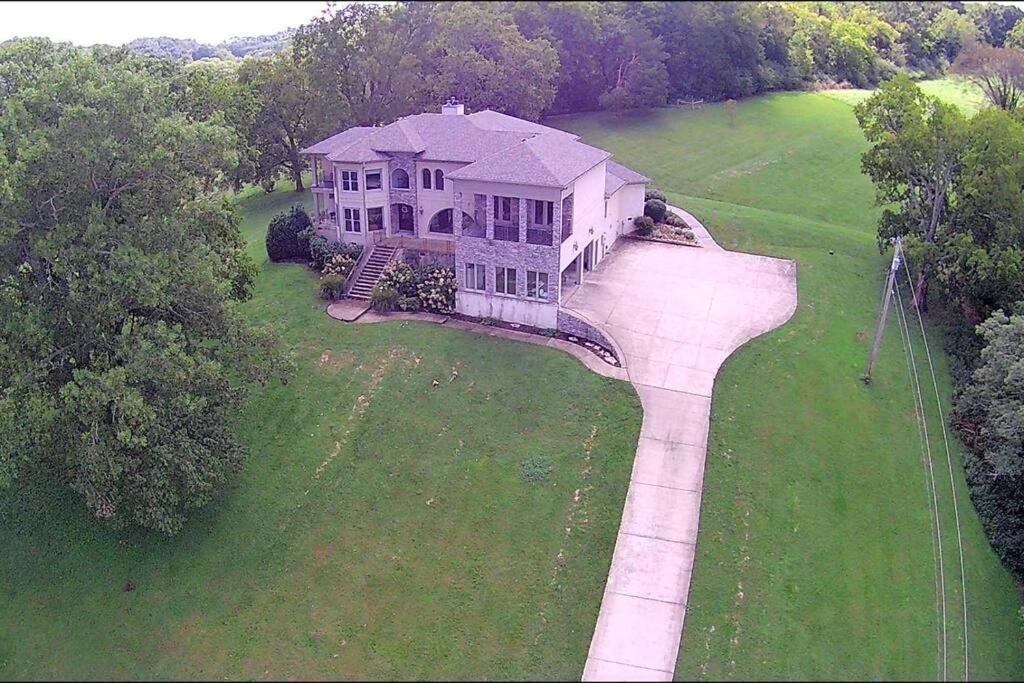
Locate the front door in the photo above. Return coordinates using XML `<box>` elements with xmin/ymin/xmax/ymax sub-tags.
<box><xmin>397</xmin><ymin>204</ymin><xmax>414</xmax><ymax>233</ymax></box>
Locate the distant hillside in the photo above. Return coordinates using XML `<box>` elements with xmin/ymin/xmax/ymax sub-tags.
<box><xmin>126</xmin><ymin>28</ymin><xmax>294</xmax><ymax>61</ymax></box>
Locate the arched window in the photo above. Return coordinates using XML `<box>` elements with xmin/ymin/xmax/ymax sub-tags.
<box><xmin>435</xmin><ymin>169</ymin><xmax>445</xmax><ymax>191</ymax></box>
<box><xmin>391</xmin><ymin>168</ymin><xmax>409</xmax><ymax>189</ymax></box>
<box><xmin>428</xmin><ymin>209</ymin><xmax>453</xmax><ymax>234</ymax></box>
<box><xmin>422</xmin><ymin>168</ymin><xmax>432</xmax><ymax>189</ymax></box>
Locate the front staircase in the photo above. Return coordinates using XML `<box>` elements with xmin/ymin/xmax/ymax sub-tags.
<box><xmin>348</xmin><ymin>245</ymin><xmax>397</xmax><ymax>300</ymax></box>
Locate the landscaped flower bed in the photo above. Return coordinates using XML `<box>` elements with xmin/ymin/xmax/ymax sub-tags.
<box><xmin>448</xmin><ymin>313</ymin><xmax>621</xmax><ymax>366</ymax></box>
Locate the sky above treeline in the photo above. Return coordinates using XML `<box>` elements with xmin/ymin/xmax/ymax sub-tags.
<box><xmin>2</xmin><ymin>0</ymin><xmax>1023</xmax><ymax>47</ymax></box>
<box><xmin>0</xmin><ymin>1</ymin><xmax>342</xmax><ymax>45</ymax></box>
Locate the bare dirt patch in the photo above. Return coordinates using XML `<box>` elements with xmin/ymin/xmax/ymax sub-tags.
<box><xmin>317</xmin><ymin>349</ymin><xmax>355</xmax><ymax>371</ymax></box>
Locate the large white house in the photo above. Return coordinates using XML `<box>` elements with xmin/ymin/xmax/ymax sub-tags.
<box><xmin>300</xmin><ymin>101</ymin><xmax>649</xmax><ymax>331</ymax></box>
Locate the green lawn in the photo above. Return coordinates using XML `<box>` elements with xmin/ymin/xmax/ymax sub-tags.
<box><xmin>554</xmin><ymin>90</ymin><xmax>1023</xmax><ymax>680</ymax></box>
<box><xmin>821</xmin><ymin>76</ymin><xmax>987</xmax><ymax>115</ymax></box>
<box><xmin>0</xmin><ymin>186</ymin><xmax>642</xmax><ymax>679</ymax></box>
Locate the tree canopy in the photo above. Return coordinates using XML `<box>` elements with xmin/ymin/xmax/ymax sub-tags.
<box><xmin>0</xmin><ymin>47</ymin><xmax>287</xmax><ymax>533</ymax></box>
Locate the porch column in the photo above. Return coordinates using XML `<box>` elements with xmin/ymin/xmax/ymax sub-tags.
<box><xmin>485</xmin><ymin>194</ymin><xmax>495</xmax><ymax>240</ymax></box>
<box><xmin>518</xmin><ymin>197</ymin><xmax>527</xmax><ymax>242</ymax></box>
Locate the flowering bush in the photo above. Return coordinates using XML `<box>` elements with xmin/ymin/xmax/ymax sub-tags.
<box><xmin>378</xmin><ymin>260</ymin><xmax>415</xmax><ymax>296</ymax></box>
<box><xmin>321</xmin><ymin>254</ymin><xmax>355</xmax><ymax>280</ymax></box>
<box><xmin>416</xmin><ymin>267</ymin><xmax>457</xmax><ymax>313</ymax></box>
<box><xmin>371</xmin><ymin>283</ymin><xmax>400</xmax><ymax>312</ymax></box>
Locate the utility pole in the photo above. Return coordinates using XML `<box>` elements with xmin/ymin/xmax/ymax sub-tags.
<box><xmin>864</xmin><ymin>237</ymin><xmax>902</xmax><ymax>384</ymax></box>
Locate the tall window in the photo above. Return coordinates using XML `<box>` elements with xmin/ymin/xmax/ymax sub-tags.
<box><xmin>496</xmin><ymin>266</ymin><xmax>517</xmax><ymax>295</ymax></box>
<box><xmin>365</xmin><ymin>170</ymin><xmax>382</xmax><ymax>190</ymax></box>
<box><xmin>493</xmin><ymin>196</ymin><xmax>513</xmax><ymax>223</ymax></box>
<box><xmin>340</xmin><ymin>170</ymin><xmax>359</xmax><ymax>192</ymax></box>
<box><xmin>367</xmin><ymin>207</ymin><xmax>383</xmax><ymax>231</ymax></box>
<box><xmin>391</xmin><ymin>168</ymin><xmax>409</xmax><ymax>189</ymax></box>
<box><xmin>422</xmin><ymin>168</ymin><xmax>432</xmax><ymax>189</ymax></box>
<box><xmin>532</xmin><ymin>200</ymin><xmax>553</xmax><ymax>226</ymax></box>
<box><xmin>343</xmin><ymin>207</ymin><xmax>361</xmax><ymax>232</ymax></box>
<box><xmin>465</xmin><ymin>263</ymin><xmax>486</xmax><ymax>291</ymax></box>
<box><xmin>434</xmin><ymin>169</ymin><xmax>445</xmax><ymax>190</ymax></box>
<box><xmin>526</xmin><ymin>271</ymin><xmax>549</xmax><ymax>300</ymax></box>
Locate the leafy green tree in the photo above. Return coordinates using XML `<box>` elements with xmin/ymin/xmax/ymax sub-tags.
<box><xmin>293</xmin><ymin>2</ymin><xmax>433</xmax><ymax>126</ymax></box>
<box><xmin>597</xmin><ymin>12</ymin><xmax>669</xmax><ymax>110</ymax></box>
<box><xmin>855</xmin><ymin>75</ymin><xmax>968</xmax><ymax>309</ymax></box>
<box><xmin>967</xmin><ymin>2</ymin><xmax>1024</xmax><ymax>48</ymax></box>
<box><xmin>953</xmin><ymin>306</ymin><xmax>1024</xmax><ymax>575</ymax></box>
<box><xmin>0</xmin><ymin>48</ymin><xmax>286</xmax><ymax>534</ymax></box>
<box><xmin>239</xmin><ymin>53</ymin><xmax>339</xmax><ymax>192</ymax></box>
<box><xmin>424</xmin><ymin>3</ymin><xmax>559</xmax><ymax>121</ymax></box>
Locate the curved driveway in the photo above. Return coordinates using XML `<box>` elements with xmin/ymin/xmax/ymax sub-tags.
<box><xmin>571</xmin><ymin>211</ymin><xmax>798</xmax><ymax>681</ymax></box>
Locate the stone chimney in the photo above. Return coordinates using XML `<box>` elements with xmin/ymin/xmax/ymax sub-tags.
<box><xmin>441</xmin><ymin>97</ymin><xmax>465</xmax><ymax>115</ymax></box>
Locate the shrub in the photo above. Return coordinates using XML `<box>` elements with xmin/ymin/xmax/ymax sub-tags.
<box><xmin>644</xmin><ymin>198</ymin><xmax>667</xmax><ymax>222</ymax></box>
<box><xmin>416</xmin><ymin>266</ymin><xmax>457</xmax><ymax>313</ymax></box>
<box><xmin>633</xmin><ymin>215</ymin><xmax>655</xmax><ymax>236</ymax></box>
<box><xmin>265</xmin><ymin>206</ymin><xmax>312</xmax><ymax>262</ymax></box>
<box><xmin>520</xmin><ymin>456</ymin><xmax>553</xmax><ymax>483</ymax></box>
<box><xmin>681</xmin><ymin>229</ymin><xmax>695</xmax><ymax>241</ymax></box>
<box><xmin>319</xmin><ymin>274</ymin><xmax>346</xmax><ymax>301</ymax></box>
<box><xmin>645</xmin><ymin>188</ymin><xmax>667</xmax><ymax>203</ymax></box>
<box><xmin>663</xmin><ymin>212</ymin><xmax>687</xmax><ymax>228</ymax></box>
<box><xmin>370</xmin><ymin>283</ymin><xmax>400</xmax><ymax>312</ymax></box>
<box><xmin>378</xmin><ymin>260</ymin><xmax>415</xmax><ymax>296</ymax></box>
<box><xmin>260</xmin><ymin>176</ymin><xmax>277</xmax><ymax>193</ymax></box>
<box><xmin>305</xmin><ymin>233</ymin><xmax>363</xmax><ymax>271</ymax></box>
<box><xmin>398</xmin><ymin>295</ymin><xmax>421</xmax><ymax>312</ymax></box>
<box><xmin>321</xmin><ymin>254</ymin><xmax>356</xmax><ymax>280</ymax></box>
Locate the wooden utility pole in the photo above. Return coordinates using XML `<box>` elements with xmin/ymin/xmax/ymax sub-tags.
<box><xmin>864</xmin><ymin>237</ymin><xmax>903</xmax><ymax>384</ymax></box>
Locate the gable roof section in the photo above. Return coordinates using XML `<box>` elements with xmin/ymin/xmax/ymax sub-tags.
<box><xmin>605</xmin><ymin>160</ymin><xmax>651</xmax><ymax>197</ymax></box>
<box><xmin>467</xmin><ymin>109</ymin><xmax>577</xmax><ymax>140</ymax></box>
<box><xmin>301</xmin><ymin>126</ymin><xmax>374</xmax><ymax>155</ymax></box>
<box><xmin>366</xmin><ymin>117</ymin><xmax>425</xmax><ymax>153</ymax></box>
<box><xmin>447</xmin><ymin>133</ymin><xmax>611</xmax><ymax>188</ymax></box>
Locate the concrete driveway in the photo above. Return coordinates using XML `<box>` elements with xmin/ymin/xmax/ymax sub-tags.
<box><xmin>569</xmin><ymin>212</ymin><xmax>797</xmax><ymax>681</ymax></box>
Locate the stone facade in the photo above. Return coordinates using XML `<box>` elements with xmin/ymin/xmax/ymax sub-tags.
<box><xmin>557</xmin><ymin>309</ymin><xmax>615</xmax><ymax>351</ymax></box>
<box><xmin>388</xmin><ymin>154</ymin><xmax>418</xmax><ymax>232</ymax></box>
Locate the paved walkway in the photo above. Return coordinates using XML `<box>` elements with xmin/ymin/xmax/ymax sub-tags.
<box><xmin>572</xmin><ymin>208</ymin><xmax>798</xmax><ymax>681</ymax></box>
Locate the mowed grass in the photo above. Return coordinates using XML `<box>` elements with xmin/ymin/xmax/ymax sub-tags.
<box><xmin>554</xmin><ymin>90</ymin><xmax>1024</xmax><ymax>680</ymax></box>
<box><xmin>822</xmin><ymin>77</ymin><xmax>987</xmax><ymax>115</ymax></box>
<box><xmin>0</xmin><ymin>186</ymin><xmax>642</xmax><ymax>679</ymax></box>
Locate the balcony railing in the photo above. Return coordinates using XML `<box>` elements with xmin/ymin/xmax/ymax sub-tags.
<box><xmin>526</xmin><ymin>226</ymin><xmax>553</xmax><ymax>246</ymax></box>
<box><xmin>313</xmin><ymin>174</ymin><xmax>335</xmax><ymax>189</ymax></box>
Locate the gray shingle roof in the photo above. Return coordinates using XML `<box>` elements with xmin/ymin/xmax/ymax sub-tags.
<box><xmin>304</xmin><ymin>108</ymin><xmax>616</xmax><ymax>188</ymax></box>
<box><xmin>605</xmin><ymin>160</ymin><xmax>651</xmax><ymax>196</ymax></box>
<box><xmin>447</xmin><ymin>133</ymin><xmax>610</xmax><ymax>187</ymax></box>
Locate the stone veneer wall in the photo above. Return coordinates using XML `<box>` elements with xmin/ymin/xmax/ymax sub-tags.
<box><xmin>557</xmin><ymin>309</ymin><xmax>615</xmax><ymax>352</ymax></box>
<box><xmin>453</xmin><ymin>188</ymin><xmax>563</xmax><ymax>323</ymax></box>
<box><xmin>388</xmin><ymin>154</ymin><xmax>418</xmax><ymax>232</ymax></box>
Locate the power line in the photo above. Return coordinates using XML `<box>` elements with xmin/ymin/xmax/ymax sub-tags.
<box><xmin>897</xmin><ymin>243</ymin><xmax>970</xmax><ymax>682</ymax></box>
<box><xmin>894</xmin><ymin>266</ymin><xmax>947</xmax><ymax>681</ymax></box>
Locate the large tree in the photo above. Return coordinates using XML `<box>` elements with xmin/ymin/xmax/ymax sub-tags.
<box><xmin>238</xmin><ymin>52</ymin><xmax>339</xmax><ymax>192</ymax></box>
<box><xmin>855</xmin><ymin>74</ymin><xmax>968</xmax><ymax>309</ymax></box>
<box><xmin>424</xmin><ymin>2</ymin><xmax>560</xmax><ymax>121</ymax></box>
<box><xmin>0</xmin><ymin>47</ymin><xmax>285</xmax><ymax>534</ymax></box>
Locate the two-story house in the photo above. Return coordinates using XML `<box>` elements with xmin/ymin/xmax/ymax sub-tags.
<box><xmin>300</xmin><ymin>100</ymin><xmax>648</xmax><ymax>331</ymax></box>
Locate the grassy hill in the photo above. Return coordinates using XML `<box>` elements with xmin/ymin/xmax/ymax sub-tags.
<box><xmin>553</xmin><ymin>87</ymin><xmax>1022</xmax><ymax>680</ymax></box>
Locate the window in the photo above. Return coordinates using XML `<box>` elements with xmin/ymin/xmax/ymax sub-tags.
<box><xmin>532</xmin><ymin>200</ymin><xmax>553</xmax><ymax>226</ymax></box>
<box><xmin>422</xmin><ymin>168</ymin><xmax>432</xmax><ymax>189</ymax></box>
<box><xmin>391</xmin><ymin>168</ymin><xmax>409</xmax><ymax>189</ymax></box>
<box><xmin>367</xmin><ymin>207</ymin><xmax>383</xmax><ymax>231</ymax></box>
<box><xmin>526</xmin><ymin>271</ymin><xmax>549</xmax><ymax>300</ymax></box>
<box><xmin>365</xmin><ymin>170</ymin><xmax>382</xmax><ymax>190</ymax></box>
<box><xmin>428</xmin><ymin>209</ymin><xmax>453</xmax><ymax>234</ymax></box>
<box><xmin>465</xmin><ymin>263</ymin><xmax>486</xmax><ymax>291</ymax></box>
<box><xmin>343</xmin><ymin>207</ymin><xmax>361</xmax><ymax>232</ymax></box>
<box><xmin>340</xmin><ymin>170</ymin><xmax>359</xmax><ymax>192</ymax></box>
<box><xmin>493</xmin><ymin>196</ymin><xmax>513</xmax><ymax>223</ymax></box>
<box><xmin>434</xmin><ymin>169</ymin><xmax>445</xmax><ymax>190</ymax></box>
<box><xmin>496</xmin><ymin>266</ymin><xmax>517</xmax><ymax>295</ymax></box>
